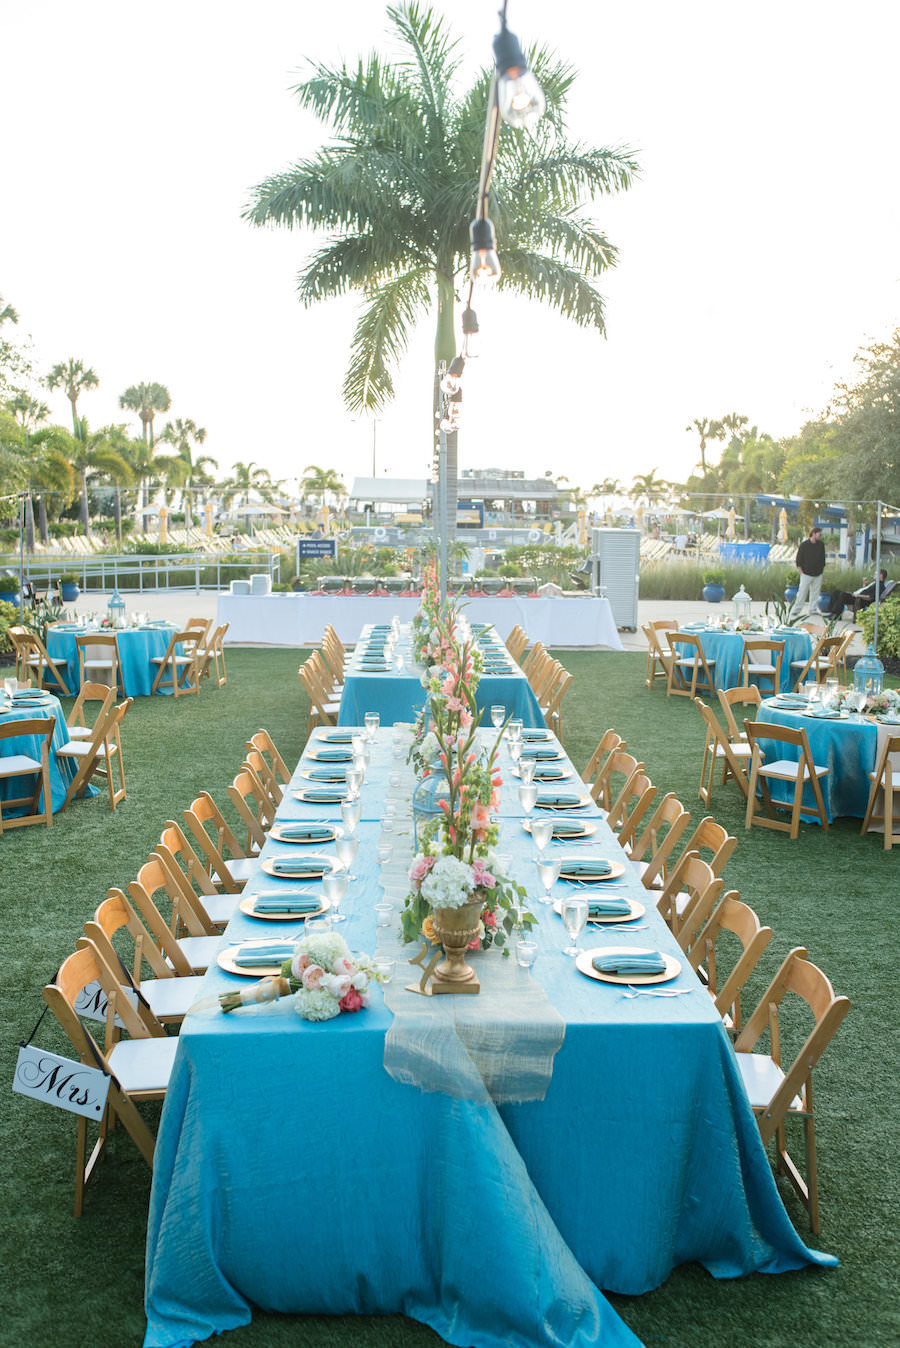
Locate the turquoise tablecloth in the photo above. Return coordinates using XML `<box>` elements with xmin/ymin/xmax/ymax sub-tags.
<box><xmin>675</xmin><ymin>627</ymin><xmax>812</xmax><ymax>692</ymax></box>
<box><xmin>0</xmin><ymin>693</ymin><xmax>82</xmax><ymax>813</ymax></box>
<box><xmin>753</xmin><ymin>701</ymin><xmax>878</xmax><ymax>820</ymax></box>
<box><xmin>144</xmin><ymin>728</ymin><xmax>833</xmax><ymax>1348</ymax></box>
<box><xmin>46</xmin><ymin>625</ymin><xmax>178</xmax><ymax>697</ymax></box>
<box><xmin>338</xmin><ymin>624</ymin><xmax>544</xmax><ymax>728</ymax></box>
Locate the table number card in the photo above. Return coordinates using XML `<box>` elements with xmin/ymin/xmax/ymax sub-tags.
<box><xmin>13</xmin><ymin>1045</ymin><xmax>110</xmax><ymax>1120</ymax></box>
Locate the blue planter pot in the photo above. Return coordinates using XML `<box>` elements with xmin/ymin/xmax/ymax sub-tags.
<box><xmin>784</xmin><ymin>585</ymin><xmax>798</xmax><ymax>603</ymax></box>
<box><xmin>0</xmin><ymin>590</ymin><xmax>17</xmax><ymax>605</ymax></box>
<box><xmin>60</xmin><ymin>583</ymin><xmax>80</xmax><ymax>602</ymax></box>
<box><xmin>817</xmin><ymin>593</ymin><xmax>832</xmax><ymax>614</ymax></box>
<box><xmin>702</xmin><ymin>583</ymin><xmax>726</xmax><ymax>603</ymax></box>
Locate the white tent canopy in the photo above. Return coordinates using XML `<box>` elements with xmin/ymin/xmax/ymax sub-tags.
<box><xmin>350</xmin><ymin>477</ymin><xmax>429</xmax><ymax>504</ymax></box>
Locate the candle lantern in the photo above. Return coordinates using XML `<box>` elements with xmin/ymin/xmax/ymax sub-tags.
<box><xmin>853</xmin><ymin>644</ymin><xmax>884</xmax><ymax>698</ymax></box>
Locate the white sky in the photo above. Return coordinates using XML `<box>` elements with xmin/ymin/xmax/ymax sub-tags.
<box><xmin>2</xmin><ymin>0</ymin><xmax>898</xmax><ymax>498</ymax></box>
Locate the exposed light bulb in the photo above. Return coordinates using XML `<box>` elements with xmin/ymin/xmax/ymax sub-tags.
<box><xmin>461</xmin><ymin>306</ymin><xmax>480</xmax><ymax>358</ymax></box>
<box><xmin>439</xmin><ymin>390</ymin><xmax>462</xmax><ymax>433</ymax></box>
<box><xmin>469</xmin><ymin>218</ymin><xmax>501</xmax><ymax>284</ymax></box>
<box><xmin>440</xmin><ymin>356</ymin><xmax>465</xmax><ymax>396</ymax></box>
<box><xmin>493</xmin><ymin>21</ymin><xmax>545</xmax><ymax>131</ymax></box>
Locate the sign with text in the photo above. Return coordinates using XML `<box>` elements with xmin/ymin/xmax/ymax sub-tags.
<box><xmin>13</xmin><ymin>1045</ymin><xmax>110</xmax><ymax>1120</ymax></box>
<box><xmin>75</xmin><ymin>978</ymin><xmax>137</xmax><ymax>1028</ymax></box>
<box><xmin>297</xmin><ymin>538</ymin><xmax>337</xmax><ymax>561</ymax></box>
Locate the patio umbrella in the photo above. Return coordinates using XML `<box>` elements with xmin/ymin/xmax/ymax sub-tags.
<box><xmin>204</xmin><ymin>503</ymin><xmax>214</xmax><ymax>537</ymax></box>
<box><xmin>778</xmin><ymin>507</ymin><xmax>789</xmax><ymax>543</ymax></box>
<box><xmin>159</xmin><ymin>506</ymin><xmax>169</xmax><ymax>544</ymax></box>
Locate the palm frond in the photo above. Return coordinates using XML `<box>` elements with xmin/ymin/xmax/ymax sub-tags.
<box><xmin>503</xmin><ymin>212</ymin><xmax>619</xmax><ymax>277</ymax></box>
<box><xmin>342</xmin><ymin>269</ymin><xmax>433</xmax><ymax>412</ymax></box>
<box><xmin>499</xmin><ymin>143</ymin><xmax>639</xmax><ymax>206</ymax></box>
<box><xmin>388</xmin><ymin>3</ymin><xmax>461</xmax><ymax>138</ymax></box>
<box><xmin>293</xmin><ymin>54</ymin><xmax>407</xmax><ymax>135</ymax></box>
<box><xmin>498</xmin><ymin>249</ymin><xmax>609</xmax><ymax>331</ymax></box>
<box><xmin>298</xmin><ymin>234</ymin><xmax>427</xmax><ymax>305</ymax></box>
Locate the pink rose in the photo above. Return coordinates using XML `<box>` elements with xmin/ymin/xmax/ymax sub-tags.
<box><xmin>340</xmin><ymin>986</ymin><xmax>364</xmax><ymax>1012</ymax></box>
<box><xmin>291</xmin><ymin>951</ymin><xmax>312</xmax><ymax>979</ymax></box>
<box><xmin>301</xmin><ymin>963</ymin><xmax>324</xmax><ymax>990</ymax></box>
<box><xmin>336</xmin><ymin>957</ymin><xmax>355</xmax><ymax>977</ymax></box>
<box><xmin>410</xmin><ymin>855</ymin><xmax>435</xmax><ymax>885</ymax></box>
<box><xmin>482</xmin><ymin>908</ymin><xmax>497</xmax><ymax>928</ymax></box>
<box><xmin>472</xmin><ymin>860</ymin><xmax>495</xmax><ymax>889</ymax></box>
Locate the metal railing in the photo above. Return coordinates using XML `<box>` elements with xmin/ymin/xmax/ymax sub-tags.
<box><xmin>10</xmin><ymin>551</ymin><xmax>281</xmax><ymax>594</ymax></box>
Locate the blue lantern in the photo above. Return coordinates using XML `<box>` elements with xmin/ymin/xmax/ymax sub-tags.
<box><xmin>853</xmin><ymin>643</ymin><xmax>884</xmax><ymax>698</ymax></box>
<box><xmin>107</xmin><ymin>587</ymin><xmax>127</xmax><ymax>629</ymax></box>
<box><xmin>412</xmin><ymin>771</ymin><xmax>449</xmax><ymax>850</ymax></box>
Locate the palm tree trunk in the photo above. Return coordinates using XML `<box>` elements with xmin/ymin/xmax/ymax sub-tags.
<box><xmin>114</xmin><ymin>485</ymin><xmax>123</xmax><ymax>544</ymax></box>
<box><xmin>24</xmin><ymin>495</ymin><xmax>35</xmax><ymax>553</ymax></box>
<box><xmin>80</xmin><ymin>468</ymin><xmax>91</xmax><ymax>539</ymax></box>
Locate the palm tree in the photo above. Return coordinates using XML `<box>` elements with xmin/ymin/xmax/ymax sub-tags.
<box><xmin>720</xmin><ymin>411</ymin><xmax>749</xmax><ymax>444</ymax></box>
<box><xmin>0</xmin><ymin>295</ymin><xmax>19</xmax><ymax>327</ymax></box>
<box><xmin>46</xmin><ymin>357</ymin><xmax>100</xmax><ymax>434</ymax></box>
<box><xmin>631</xmin><ymin>469</ymin><xmax>669</xmax><ymax>506</ymax></box>
<box><xmin>245</xmin><ymin>3</ymin><xmax>637</xmax><ymax>531</ymax></box>
<box><xmin>221</xmin><ymin>460</ymin><xmax>278</xmax><ymax>533</ymax></box>
<box><xmin>70</xmin><ymin>417</ymin><xmax>130</xmax><ymax>539</ymax></box>
<box><xmin>300</xmin><ymin>464</ymin><xmax>347</xmax><ymax>508</ymax></box>
<box><xmin>687</xmin><ymin>417</ymin><xmax>725</xmax><ymax>474</ymax></box>
<box><xmin>157</xmin><ymin>418</ymin><xmax>217</xmax><ymax>530</ymax></box>
<box><xmin>119</xmin><ymin>382</ymin><xmax>172</xmax><ymax>446</ymax></box>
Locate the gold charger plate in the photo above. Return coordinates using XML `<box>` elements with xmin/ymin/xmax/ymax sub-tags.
<box><xmin>535</xmin><ymin>793</ymin><xmax>593</xmax><ymax>811</ymax></box>
<box><xmin>558</xmin><ymin>859</ymin><xmax>626</xmax><ymax>883</ymax></box>
<box><xmin>239</xmin><ymin>893</ymin><xmax>330</xmax><ymax>922</ymax></box>
<box><xmin>261</xmin><ymin>854</ymin><xmax>336</xmax><ymax>880</ymax></box>
<box><xmin>269</xmin><ymin>823</ymin><xmax>337</xmax><ymax>844</ymax></box>
<box><xmin>218</xmin><ymin>941</ymin><xmax>299</xmax><ymax>976</ymax></box>
<box><xmin>297</xmin><ymin>769</ymin><xmax>347</xmax><ymax>784</ymax></box>
<box><xmin>554</xmin><ymin>896</ymin><xmax>644</xmax><ymax>922</ymax></box>
<box><xmin>523</xmin><ymin>818</ymin><xmax>595</xmax><ymax>839</ymax></box>
<box><xmin>293</xmin><ymin>789</ymin><xmax>345</xmax><ymax>804</ymax></box>
<box><xmin>576</xmin><ymin>946</ymin><xmax>681</xmax><ymax>986</ymax></box>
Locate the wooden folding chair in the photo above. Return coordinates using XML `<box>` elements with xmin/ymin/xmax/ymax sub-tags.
<box><xmin>542</xmin><ymin>668</ymin><xmax>573</xmax><ymax>744</ymax></box>
<box><xmin>643</xmin><ymin>620</ymin><xmax>678</xmax><ymax>688</ymax></box>
<box><xmin>625</xmin><ymin>791</ymin><xmax>691</xmax><ymax>891</ymax></box>
<box><xmin>184</xmin><ymin>616</ymin><xmax>212</xmax><ymax>643</ymax></box>
<box><xmin>42</xmin><ymin>945</ymin><xmax>177</xmax><ymax>1215</ymax></box>
<box><xmin>734</xmin><ymin>947</ymin><xmax>851</xmax><ymax>1232</ymax></box>
<box><xmin>694</xmin><ymin>697</ymin><xmax>753</xmax><ymax>806</ymax></box>
<box><xmin>718</xmin><ymin>685</ymin><xmax>761</xmax><ymax>743</ymax></box>
<box><xmin>182</xmin><ymin>791</ymin><xmax>256</xmax><ymax>893</ymax></box>
<box><xmin>745</xmin><ymin>720</ymin><xmax>830</xmax><ymax>838</ymax></box>
<box><xmin>155</xmin><ymin>820</ymin><xmax>239</xmax><ymax>930</ymax></box>
<box><xmin>590</xmin><ymin>748</ymin><xmax>643</xmax><ymax>811</ymax></box>
<box><xmin>739</xmin><ymin>639</ymin><xmax>784</xmax><ymax>696</ymax></box>
<box><xmin>298</xmin><ymin>658</ymin><xmax>340</xmax><ymax>732</ymax></box>
<box><xmin>655</xmin><ymin>815</ymin><xmax>736</xmax><ymax>919</ymax></box>
<box><xmin>83</xmin><ymin>890</ymin><xmax>205</xmax><ymax>1027</ymax></box>
<box><xmin>607</xmin><ymin>770</ymin><xmax>657</xmax><ymax>847</ymax></box>
<box><xmin>244</xmin><ymin>747</ymin><xmax>283</xmax><ymax>810</ymax></box>
<box><xmin>0</xmin><ymin>717</ymin><xmax>55</xmax><ymax>831</ymax></box>
<box><xmin>688</xmin><ymin>892</ymin><xmax>773</xmax><ymax>1034</ymax></box>
<box><xmin>521</xmin><ymin>640</ymin><xmax>548</xmax><ymax>682</ymax></box>
<box><xmin>196</xmin><ymin>622</ymin><xmax>228</xmax><ymax>687</ymax></box>
<box><xmin>8</xmin><ymin>626</ymin><xmax>71</xmax><ymax>695</ymax></box>
<box><xmin>309</xmin><ymin>649</ymin><xmax>342</xmax><ymax>700</ymax></box>
<box><xmin>150</xmin><ymin>629</ymin><xmax>202</xmax><ymax>697</ymax></box>
<box><xmin>657</xmin><ymin>852</ymin><xmax>724</xmax><ymax>954</ymax></box>
<box><xmin>505</xmin><ymin>625</ymin><xmax>528</xmax><ymax>662</ymax></box>
<box><xmin>582</xmin><ymin>730</ymin><xmax>625</xmax><ymax>797</ymax></box>
<box><xmin>246</xmin><ymin>728</ymin><xmax>291</xmax><ymax>791</ymax></box>
<box><xmin>667</xmin><ymin>632</ymin><xmax>717</xmax><ymax>698</ymax></box>
<box><xmin>75</xmin><ymin>633</ymin><xmax>124</xmax><ymax>695</ymax></box>
<box><xmin>127</xmin><ymin>858</ymin><xmax>221</xmax><ymax>974</ymax></box>
<box><xmin>58</xmin><ymin>698</ymin><xmax>132</xmax><ymax>811</ymax></box>
<box><xmin>65</xmin><ymin>681</ymin><xmax>116</xmax><ymax>742</ymax></box>
<box><xmin>789</xmin><ymin>634</ymin><xmax>845</xmax><ymax>691</ymax></box>
<box><xmin>860</xmin><ymin>732</ymin><xmax>900</xmax><ymax>848</ymax></box>
<box><xmin>227</xmin><ymin>767</ymin><xmax>275</xmax><ymax>853</ymax></box>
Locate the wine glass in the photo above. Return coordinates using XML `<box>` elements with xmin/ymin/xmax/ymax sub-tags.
<box><xmin>518</xmin><ymin>782</ymin><xmax>538</xmax><ymax>819</ymax></box>
<box><xmin>393</xmin><ymin>652</ymin><xmax>405</xmax><ymax>673</ymax></box>
<box><xmin>530</xmin><ymin>817</ymin><xmax>554</xmax><ymax>858</ymax></box>
<box><xmin>560</xmin><ymin>895</ymin><xmax>588</xmax><ymax>956</ymax></box>
<box><xmin>335</xmin><ymin>833</ymin><xmax>359</xmax><ymax>882</ymax></box>
<box><xmin>490</xmin><ymin>704</ymin><xmax>505</xmax><ymax>730</ymax></box>
<box><xmin>345</xmin><ymin>768</ymin><xmax>363</xmax><ymax>800</ymax></box>
<box><xmin>509</xmin><ymin>739</ymin><xmax>523</xmax><ymax>767</ymax></box>
<box><xmin>508</xmin><ymin>718</ymin><xmax>523</xmax><ymax>743</ymax></box>
<box><xmin>364</xmin><ymin>711</ymin><xmax>380</xmax><ymax>740</ymax></box>
<box><xmin>519</xmin><ymin>757</ymin><xmax>536</xmax><ymax>785</ymax></box>
<box><xmin>340</xmin><ymin>797</ymin><xmax>361</xmax><ymax>833</ymax></box>
<box><xmin>351</xmin><ymin>734</ymin><xmax>366</xmax><ymax>758</ymax></box>
<box><xmin>536</xmin><ymin>857</ymin><xmax>561</xmax><ymax>906</ymax></box>
<box><xmin>322</xmin><ymin>870</ymin><xmax>349</xmax><ymax>923</ymax></box>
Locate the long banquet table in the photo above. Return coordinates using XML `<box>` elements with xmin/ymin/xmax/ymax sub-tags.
<box><xmin>144</xmin><ymin>727</ymin><xmax>833</xmax><ymax>1348</ymax></box>
<box><xmin>217</xmin><ymin>592</ymin><xmax>624</xmax><ymax>649</ymax></box>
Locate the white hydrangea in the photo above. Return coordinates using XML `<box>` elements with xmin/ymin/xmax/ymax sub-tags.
<box><xmin>420</xmin><ymin>731</ymin><xmax>440</xmax><ymax>762</ymax></box>
<box><xmin>292</xmin><ymin>988</ymin><xmax>342</xmax><ymax>1022</ymax></box>
<box><xmin>420</xmin><ymin>854</ymin><xmax>476</xmax><ymax>909</ymax></box>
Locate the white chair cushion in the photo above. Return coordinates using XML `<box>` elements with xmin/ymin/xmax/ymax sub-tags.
<box><xmin>0</xmin><ymin>754</ymin><xmax>42</xmax><ymax>776</ymax></box>
<box><xmin>758</xmin><ymin>758</ymin><xmax>828</xmax><ymax>780</ymax></box>
<box><xmin>142</xmin><ymin>975</ymin><xmax>206</xmax><ymax>1021</ymax></box>
<box><xmin>57</xmin><ymin>740</ymin><xmax>116</xmax><ymax>760</ymax></box>
<box><xmin>735</xmin><ymin>1051</ymin><xmax>802</xmax><ymax>1111</ymax></box>
<box><xmin>676</xmin><ymin>657</ymin><xmax>716</xmax><ymax>668</ymax></box>
<box><xmin>746</xmin><ymin>663</ymin><xmax>776</xmax><ymax>674</ymax></box>
<box><xmin>67</xmin><ymin>726</ymin><xmax>93</xmax><ymax>739</ymax></box>
<box><xmin>169</xmin><ymin>934</ymin><xmax>221</xmax><ymax>973</ymax></box>
<box><xmin>715</xmin><ymin>742</ymin><xmax>753</xmax><ymax>759</ymax></box>
<box><xmin>200</xmin><ymin>892</ymin><xmax>240</xmax><ymax>925</ymax></box>
<box><xmin>107</xmin><ymin>1035</ymin><xmax>178</xmax><ymax>1094</ymax></box>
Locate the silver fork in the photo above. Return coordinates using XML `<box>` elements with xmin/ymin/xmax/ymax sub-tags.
<box><xmin>621</xmin><ymin>986</ymin><xmax>692</xmax><ymax>999</ymax></box>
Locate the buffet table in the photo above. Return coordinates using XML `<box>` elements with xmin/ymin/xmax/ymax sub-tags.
<box><xmin>46</xmin><ymin>623</ymin><xmax>178</xmax><ymax>697</ymax></box>
<box><xmin>144</xmin><ymin>728</ymin><xmax>832</xmax><ymax>1348</ymax></box>
<box><xmin>217</xmin><ymin>593</ymin><xmax>623</xmax><ymax>649</ymax></box>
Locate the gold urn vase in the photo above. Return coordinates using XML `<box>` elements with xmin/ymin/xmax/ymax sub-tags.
<box><xmin>431</xmin><ymin>899</ymin><xmax>482</xmax><ymax>993</ymax></box>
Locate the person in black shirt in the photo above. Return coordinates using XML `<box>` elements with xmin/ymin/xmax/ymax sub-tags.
<box><xmin>789</xmin><ymin>526</ymin><xmax>826</xmax><ymax>618</ymax></box>
<box><xmin>827</xmin><ymin>569</ymin><xmax>891</xmax><ymax>618</ymax></box>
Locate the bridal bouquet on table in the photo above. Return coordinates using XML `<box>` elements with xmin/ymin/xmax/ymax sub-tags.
<box><xmin>219</xmin><ymin>931</ymin><xmax>382</xmax><ymax>1022</ymax></box>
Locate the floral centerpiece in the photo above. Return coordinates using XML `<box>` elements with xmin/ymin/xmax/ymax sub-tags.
<box><xmin>219</xmin><ymin>930</ymin><xmax>382</xmax><ymax>1021</ymax></box>
<box><xmin>834</xmin><ymin>686</ymin><xmax>900</xmax><ymax>715</ymax></box>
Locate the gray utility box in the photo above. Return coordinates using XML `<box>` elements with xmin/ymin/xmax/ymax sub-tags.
<box><xmin>590</xmin><ymin>527</ymin><xmax>640</xmax><ymax>630</ymax></box>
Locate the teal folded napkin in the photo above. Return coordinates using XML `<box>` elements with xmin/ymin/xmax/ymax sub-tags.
<box><xmin>808</xmin><ymin>708</ymin><xmax>841</xmax><ymax>719</ymax></box>
<box><xmin>276</xmin><ymin>823</ymin><xmax>333</xmax><ymax>840</ymax></box>
<box><xmin>251</xmin><ymin>895</ymin><xmax>321</xmax><ymax>914</ymax></box>
<box><xmin>560</xmin><ymin>858</ymin><xmax>612</xmax><ymax>878</ymax></box>
<box><xmin>233</xmin><ymin>941</ymin><xmax>298</xmax><ymax>966</ymax></box>
<box><xmin>534</xmin><ymin>766</ymin><xmax>565</xmax><ymax>779</ymax></box>
<box><xmin>269</xmin><ymin>856</ymin><xmax>328</xmax><ymax>876</ymax></box>
<box><xmin>538</xmin><ymin>793</ymin><xmax>581</xmax><ymax>808</ymax></box>
<box><xmin>313</xmin><ymin>749</ymin><xmax>353</xmax><ymax>761</ymax></box>
<box><xmin>522</xmin><ymin>746</ymin><xmax>558</xmax><ymax>759</ymax></box>
<box><xmin>879</xmin><ymin>715</ymin><xmax>900</xmax><ymax>725</ymax></box>
<box><xmin>321</xmin><ymin>731</ymin><xmax>354</xmax><ymax>743</ymax></box>
<box><xmin>587</xmin><ymin>896</ymin><xmax>632</xmax><ymax>918</ymax></box>
<box><xmin>522</xmin><ymin>730</ymin><xmax>550</xmax><ymax>741</ymax></box>
<box><xmin>780</xmin><ymin>692</ymin><xmax>809</xmax><ymax>701</ymax></box>
<box><xmin>592</xmin><ymin>950</ymin><xmax>667</xmax><ymax>975</ymax></box>
<box><xmin>551</xmin><ymin>819</ymin><xmax>587</xmax><ymax>837</ymax></box>
<box><xmin>299</xmin><ymin>788</ymin><xmax>343</xmax><ymax>802</ymax></box>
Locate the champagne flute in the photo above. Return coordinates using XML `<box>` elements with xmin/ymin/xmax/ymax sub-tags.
<box><xmin>341</xmin><ymin>797</ymin><xmax>361</xmax><ymax>833</ymax></box>
<box><xmin>335</xmin><ymin>833</ymin><xmax>359</xmax><ymax>882</ymax></box>
<box><xmin>536</xmin><ymin>857</ymin><xmax>561</xmax><ymax>906</ymax></box>
<box><xmin>322</xmin><ymin>870</ymin><xmax>349</xmax><ymax>923</ymax></box>
<box><xmin>530</xmin><ymin>818</ymin><xmax>554</xmax><ymax>858</ymax></box>
<box><xmin>364</xmin><ymin>711</ymin><xmax>380</xmax><ymax>740</ymax></box>
<box><xmin>518</xmin><ymin>782</ymin><xmax>538</xmax><ymax>818</ymax></box>
<box><xmin>490</xmin><ymin>704</ymin><xmax>505</xmax><ymax>730</ymax></box>
<box><xmin>560</xmin><ymin>895</ymin><xmax>588</xmax><ymax>956</ymax></box>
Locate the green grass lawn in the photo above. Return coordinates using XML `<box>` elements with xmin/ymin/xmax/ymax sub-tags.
<box><xmin>1</xmin><ymin>649</ymin><xmax>897</xmax><ymax>1348</ymax></box>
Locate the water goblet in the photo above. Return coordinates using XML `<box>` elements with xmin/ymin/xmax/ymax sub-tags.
<box><xmin>351</xmin><ymin>733</ymin><xmax>366</xmax><ymax>758</ymax></box>
<box><xmin>508</xmin><ymin>718</ymin><xmax>523</xmax><ymax>743</ymax></box>
<box><xmin>335</xmin><ymin>833</ymin><xmax>359</xmax><ymax>882</ymax></box>
<box><xmin>346</xmin><ymin>768</ymin><xmax>363</xmax><ymax>799</ymax></box>
<box><xmin>518</xmin><ymin>782</ymin><xmax>538</xmax><ymax>819</ymax></box>
<box><xmin>509</xmin><ymin>739</ymin><xmax>523</xmax><ymax>767</ymax></box>
<box><xmin>490</xmin><ymin>704</ymin><xmax>505</xmax><ymax>730</ymax></box>
<box><xmin>365</xmin><ymin>711</ymin><xmax>380</xmax><ymax>741</ymax></box>
<box><xmin>340</xmin><ymin>797</ymin><xmax>361</xmax><ymax>833</ymax></box>
<box><xmin>560</xmin><ymin>894</ymin><xmax>589</xmax><ymax>956</ymax></box>
<box><xmin>376</xmin><ymin>841</ymin><xmax>394</xmax><ymax>866</ymax></box>
<box><xmin>374</xmin><ymin>956</ymin><xmax>395</xmax><ymax>983</ymax></box>
<box><xmin>530</xmin><ymin>818</ymin><xmax>554</xmax><ymax>859</ymax></box>
<box><xmin>515</xmin><ymin>939</ymin><xmax>539</xmax><ymax>969</ymax></box>
<box><xmin>536</xmin><ymin>857</ymin><xmax>561</xmax><ymax>906</ymax></box>
<box><xmin>394</xmin><ymin>652</ymin><xmax>405</xmax><ymax>673</ymax></box>
<box><xmin>374</xmin><ymin>902</ymin><xmax>393</xmax><ymax>927</ymax></box>
<box><xmin>322</xmin><ymin>870</ymin><xmax>349</xmax><ymax>923</ymax></box>
<box><xmin>519</xmin><ymin>757</ymin><xmax>536</xmax><ymax>785</ymax></box>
